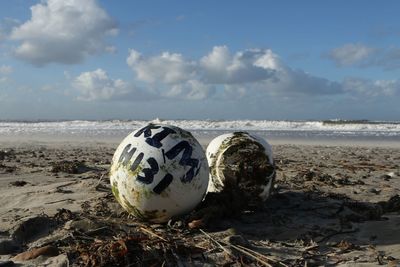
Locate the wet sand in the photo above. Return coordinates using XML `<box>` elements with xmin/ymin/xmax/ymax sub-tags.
<box><xmin>0</xmin><ymin>137</ymin><xmax>400</xmax><ymax>266</ymax></box>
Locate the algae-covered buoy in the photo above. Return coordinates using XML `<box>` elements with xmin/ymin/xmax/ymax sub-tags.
<box><xmin>206</xmin><ymin>132</ymin><xmax>275</xmax><ymax>203</ymax></box>
<box><xmin>110</xmin><ymin>124</ymin><xmax>209</xmax><ymax>223</ymax></box>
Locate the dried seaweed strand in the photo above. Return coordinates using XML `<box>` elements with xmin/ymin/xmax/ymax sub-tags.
<box><xmin>199</xmin><ymin>229</ymin><xmax>236</xmax><ymax>258</ymax></box>
<box><xmin>140</xmin><ymin>227</ymin><xmax>168</xmax><ymax>242</ymax></box>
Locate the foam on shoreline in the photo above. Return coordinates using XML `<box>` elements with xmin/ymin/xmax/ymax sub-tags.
<box><xmin>1</xmin><ymin>119</ymin><xmax>400</xmax><ymax>148</ymax></box>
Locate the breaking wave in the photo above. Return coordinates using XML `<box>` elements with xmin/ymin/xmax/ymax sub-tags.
<box><xmin>1</xmin><ymin>119</ymin><xmax>400</xmax><ymax>138</ymax></box>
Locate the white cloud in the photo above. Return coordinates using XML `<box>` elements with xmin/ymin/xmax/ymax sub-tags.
<box><xmin>10</xmin><ymin>0</ymin><xmax>117</xmax><ymax>66</ymax></box>
<box><xmin>127</xmin><ymin>49</ymin><xmax>214</xmax><ymax>99</ymax></box>
<box><xmin>68</xmin><ymin>46</ymin><xmax>395</xmax><ymax>103</ymax></box>
<box><xmin>327</xmin><ymin>43</ymin><xmax>375</xmax><ymax>67</ymax></box>
<box><xmin>73</xmin><ymin>69</ymin><xmax>129</xmax><ymax>101</ymax></box>
<box><xmin>200</xmin><ymin>46</ymin><xmax>278</xmax><ymax>84</ymax></box>
<box><xmin>166</xmin><ymin>80</ymin><xmax>216</xmax><ymax>100</ymax></box>
<box><xmin>72</xmin><ymin>69</ymin><xmax>155</xmax><ymax>101</ymax></box>
<box><xmin>127</xmin><ymin>49</ymin><xmax>196</xmax><ymax>84</ymax></box>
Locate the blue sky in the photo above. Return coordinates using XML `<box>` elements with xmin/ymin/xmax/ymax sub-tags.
<box><xmin>0</xmin><ymin>0</ymin><xmax>399</xmax><ymax>120</ymax></box>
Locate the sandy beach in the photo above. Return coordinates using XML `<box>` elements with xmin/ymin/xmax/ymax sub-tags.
<box><xmin>0</xmin><ymin>136</ymin><xmax>399</xmax><ymax>266</ymax></box>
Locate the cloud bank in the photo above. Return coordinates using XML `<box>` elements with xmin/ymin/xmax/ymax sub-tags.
<box><xmin>72</xmin><ymin>45</ymin><xmax>400</xmax><ymax>102</ymax></box>
<box><xmin>125</xmin><ymin>46</ymin><xmax>342</xmax><ymax>100</ymax></box>
<box><xmin>10</xmin><ymin>0</ymin><xmax>117</xmax><ymax>66</ymax></box>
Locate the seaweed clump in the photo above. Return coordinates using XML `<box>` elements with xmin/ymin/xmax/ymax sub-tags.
<box><xmin>51</xmin><ymin>160</ymin><xmax>87</xmax><ymax>174</ymax></box>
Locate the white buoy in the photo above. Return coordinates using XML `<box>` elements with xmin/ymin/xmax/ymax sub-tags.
<box><xmin>110</xmin><ymin>124</ymin><xmax>209</xmax><ymax>223</ymax></box>
<box><xmin>206</xmin><ymin>132</ymin><xmax>275</xmax><ymax>202</ymax></box>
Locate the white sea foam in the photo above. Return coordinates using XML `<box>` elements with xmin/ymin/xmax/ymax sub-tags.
<box><xmin>0</xmin><ymin>119</ymin><xmax>400</xmax><ymax>138</ymax></box>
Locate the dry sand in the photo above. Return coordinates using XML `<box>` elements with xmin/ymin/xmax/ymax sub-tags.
<box><xmin>0</xmin><ymin>138</ymin><xmax>399</xmax><ymax>266</ymax></box>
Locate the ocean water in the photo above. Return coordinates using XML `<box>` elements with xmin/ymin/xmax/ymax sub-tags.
<box><xmin>1</xmin><ymin>119</ymin><xmax>400</xmax><ymax>146</ymax></box>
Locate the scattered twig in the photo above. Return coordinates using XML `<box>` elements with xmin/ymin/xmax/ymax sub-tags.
<box><xmin>235</xmin><ymin>244</ymin><xmax>289</xmax><ymax>267</ymax></box>
<box><xmin>95</xmin><ymin>172</ymin><xmax>107</xmax><ymax>188</ymax></box>
<box><xmin>45</xmin><ymin>198</ymin><xmax>74</xmax><ymax>205</ymax></box>
<box><xmin>304</xmin><ymin>244</ymin><xmax>319</xmax><ymax>252</ymax></box>
<box><xmin>55</xmin><ymin>181</ymin><xmax>78</xmax><ymax>190</ymax></box>
<box><xmin>225</xmin><ymin>243</ymin><xmax>273</xmax><ymax>267</ymax></box>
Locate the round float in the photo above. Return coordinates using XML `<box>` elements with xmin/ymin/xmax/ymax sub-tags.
<box><xmin>206</xmin><ymin>132</ymin><xmax>275</xmax><ymax>203</ymax></box>
<box><xmin>110</xmin><ymin>124</ymin><xmax>209</xmax><ymax>222</ymax></box>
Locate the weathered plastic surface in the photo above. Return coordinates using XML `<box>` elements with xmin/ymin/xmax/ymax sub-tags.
<box><xmin>206</xmin><ymin>132</ymin><xmax>275</xmax><ymax>201</ymax></box>
<box><xmin>110</xmin><ymin>124</ymin><xmax>209</xmax><ymax>223</ymax></box>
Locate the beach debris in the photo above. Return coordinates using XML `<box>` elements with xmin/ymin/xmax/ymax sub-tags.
<box><xmin>206</xmin><ymin>132</ymin><xmax>276</xmax><ymax>204</ymax></box>
<box><xmin>186</xmin><ymin>132</ymin><xmax>276</xmax><ymax>228</ymax></box>
<box><xmin>187</xmin><ymin>188</ymin><xmax>247</xmax><ymax>228</ymax></box>
<box><xmin>50</xmin><ymin>160</ymin><xmax>88</xmax><ymax>174</ymax></box>
<box><xmin>1</xmin><ymin>137</ymin><xmax>399</xmax><ymax>266</ymax></box>
<box><xmin>9</xmin><ymin>180</ymin><xmax>27</xmax><ymax>187</ymax></box>
<box><xmin>335</xmin><ymin>240</ymin><xmax>360</xmax><ymax>253</ymax></box>
<box><xmin>109</xmin><ymin>123</ymin><xmax>209</xmax><ymax>223</ymax></box>
<box><xmin>199</xmin><ymin>229</ymin><xmax>287</xmax><ymax>267</ymax></box>
<box><xmin>12</xmin><ymin>245</ymin><xmax>59</xmax><ymax>261</ymax></box>
<box><xmin>52</xmin><ymin>208</ymin><xmax>76</xmax><ymax>224</ymax></box>
<box><xmin>75</xmin><ymin>235</ymin><xmax>149</xmax><ymax>266</ymax></box>
<box><xmin>73</xmin><ymin>228</ymin><xmax>206</xmax><ymax>267</ymax></box>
